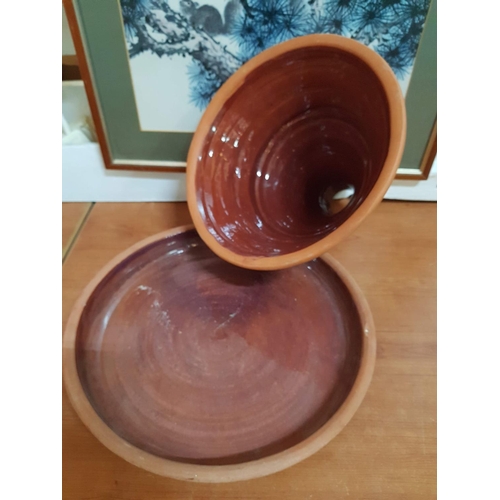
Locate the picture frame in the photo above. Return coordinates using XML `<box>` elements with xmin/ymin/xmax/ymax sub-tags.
<box><xmin>64</xmin><ymin>0</ymin><xmax>436</xmax><ymax>178</ymax></box>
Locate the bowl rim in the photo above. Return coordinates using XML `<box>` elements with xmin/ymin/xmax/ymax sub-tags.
<box><xmin>186</xmin><ymin>33</ymin><xmax>406</xmax><ymax>271</ymax></box>
<box><xmin>63</xmin><ymin>225</ymin><xmax>376</xmax><ymax>483</ymax></box>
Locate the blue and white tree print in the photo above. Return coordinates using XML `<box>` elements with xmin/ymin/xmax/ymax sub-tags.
<box><xmin>121</xmin><ymin>0</ymin><xmax>430</xmax><ymax>114</ymax></box>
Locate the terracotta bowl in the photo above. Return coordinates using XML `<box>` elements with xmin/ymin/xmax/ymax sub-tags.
<box><xmin>187</xmin><ymin>34</ymin><xmax>406</xmax><ymax>270</ymax></box>
<box><xmin>63</xmin><ymin>226</ymin><xmax>376</xmax><ymax>482</ymax></box>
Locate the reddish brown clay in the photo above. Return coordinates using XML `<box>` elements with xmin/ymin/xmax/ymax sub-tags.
<box><xmin>63</xmin><ymin>226</ymin><xmax>376</xmax><ymax>482</ymax></box>
<box><xmin>187</xmin><ymin>34</ymin><xmax>406</xmax><ymax>270</ymax></box>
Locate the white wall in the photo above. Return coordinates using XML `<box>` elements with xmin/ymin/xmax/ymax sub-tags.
<box><xmin>385</xmin><ymin>158</ymin><xmax>437</xmax><ymax>201</ymax></box>
<box><xmin>63</xmin><ymin>144</ymin><xmax>188</xmax><ymax>202</ymax></box>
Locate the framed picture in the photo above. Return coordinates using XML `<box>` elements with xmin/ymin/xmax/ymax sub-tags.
<box><xmin>64</xmin><ymin>0</ymin><xmax>436</xmax><ymax>178</ymax></box>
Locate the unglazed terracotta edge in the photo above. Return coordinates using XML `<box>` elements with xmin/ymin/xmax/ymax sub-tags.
<box><xmin>186</xmin><ymin>33</ymin><xmax>407</xmax><ymax>270</ymax></box>
<box><xmin>62</xmin><ymin>225</ymin><xmax>376</xmax><ymax>483</ymax></box>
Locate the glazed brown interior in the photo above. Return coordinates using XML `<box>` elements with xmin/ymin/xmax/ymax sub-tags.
<box><xmin>75</xmin><ymin>229</ymin><xmax>363</xmax><ymax>464</ymax></box>
<box><xmin>195</xmin><ymin>46</ymin><xmax>391</xmax><ymax>257</ymax></box>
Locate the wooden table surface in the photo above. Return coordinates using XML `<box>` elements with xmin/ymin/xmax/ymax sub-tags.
<box><xmin>62</xmin><ymin>203</ymin><xmax>92</xmax><ymax>261</ymax></box>
<box><xmin>62</xmin><ymin>201</ymin><xmax>436</xmax><ymax>500</ymax></box>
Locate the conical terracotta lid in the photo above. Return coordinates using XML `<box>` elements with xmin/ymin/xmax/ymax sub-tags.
<box><xmin>187</xmin><ymin>34</ymin><xmax>406</xmax><ymax>270</ymax></box>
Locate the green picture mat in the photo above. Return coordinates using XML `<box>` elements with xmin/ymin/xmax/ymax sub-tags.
<box><xmin>75</xmin><ymin>0</ymin><xmax>192</xmax><ymax>164</ymax></box>
<box><xmin>74</xmin><ymin>0</ymin><xmax>436</xmax><ymax>170</ymax></box>
<box><xmin>399</xmin><ymin>0</ymin><xmax>436</xmax><ymax>172</ymax></box>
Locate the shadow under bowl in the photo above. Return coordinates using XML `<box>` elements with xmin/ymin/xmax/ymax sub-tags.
<box><xmin>187</xmin><ymin>34</ymin><xmax>406</xmax><ymax>270</ymax></box>
<box><xmin>63</xmin><ymin>226</ymin><xmax>376</xmax><ymax>482</ymax></box>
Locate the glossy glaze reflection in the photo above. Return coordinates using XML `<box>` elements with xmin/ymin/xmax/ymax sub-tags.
<box><xmin>75</xmin><ymin>229</ymin><xmax>363</xmax><ymax>464</ymax></box>
<box><xmin>193</xmin><ymin>44</ymin><xmax>390</xmax><ymax>258</ymax></box>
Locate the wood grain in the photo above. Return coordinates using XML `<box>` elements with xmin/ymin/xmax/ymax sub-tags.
<box><xmin>62</xmin><ymin>203</ymin><xmax>92</xmax><ymax>260</ymax></box>
<box><xmin>63</xmin><ymin>201</ymin><xmax>436</xmax><ymax>499</ymax></box>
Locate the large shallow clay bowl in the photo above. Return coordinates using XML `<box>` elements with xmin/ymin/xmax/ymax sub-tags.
<box><xmin>187</xmin><ymin>34</ymin><xmax>406</xmax><ymax>270</ymax></box>
<box><xmin>63</xmin><ymin>226</ymin><xmax>376</xmax><ymax>482</ymax></box>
